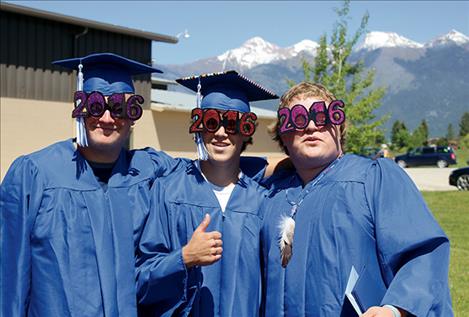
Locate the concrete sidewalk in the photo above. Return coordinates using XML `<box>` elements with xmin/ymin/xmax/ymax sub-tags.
<box><xmin>403</xmin><ymin>167</ymin><xmax>457</xmax><ymax>191</ymax></box>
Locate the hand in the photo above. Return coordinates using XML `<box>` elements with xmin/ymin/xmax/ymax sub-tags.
<box><xmin>362</xmin><ymin>306</ymin><xmax>407</xmax><ymax>317</ymax></box>
<box><xmin>182</xmin><ymin>214</ymin><xmax>223</xmax><ymax>268</ymax></box>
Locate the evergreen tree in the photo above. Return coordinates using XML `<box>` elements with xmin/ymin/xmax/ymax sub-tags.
<box><xmin>410</xmin><ymin>120</ymin><xmax>429</xmax><ymax>148</ymax></box>
<box><xmin>391</xmin><ymin>120</ymin><xmax>401</xmax><ymax>147</ymax></box>
<box><xmin>297</xmin><ymin>0</ymin><xmax>387</xmax><ymax>154</ymax></box>
<box><xmin>391</xmin><ymin>120</ymin><xmax>410</xmax><ymax>150</ymax></box>
<box><xmin>459</xmin><ymin>112</ymin><xmax>469</xmax><ymax>137</ymax></box>
<box><xmin>446</xmin><ymin>123</ymin><xmax>455</xmax><ymax>141</ymax></box>
<box><xmin>375</xmin><ymin>131</ymin><xmax>386</xmax><ymax>146</ymax></box>
<box><xmin>420</xmin><ymin>119</ymin><xmax>429</xmax><ymax>145</ymax></box>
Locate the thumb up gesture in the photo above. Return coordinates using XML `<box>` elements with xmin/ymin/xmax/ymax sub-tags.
<box><xmin>182</xmin><ymin>214</ymin><xmax>223</xmax><ymax>268</ymax></box>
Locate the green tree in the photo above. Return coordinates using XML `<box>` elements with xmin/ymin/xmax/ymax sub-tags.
<box><xmin>419</xmin><ymin>119</ymin><xmax>429</xmax><ymax>145</ymax></box>
<box><xmin>374</xmin><ymin>131</ymin><xmax>386</xmax><ymax>146</ymax></box>
<box><xmin>436</xmin><ymin>137</ymin><xmax>448</xmax><ymax>147</ymax></box>
<box><xmin>460</xmin><ymin>134</ymin><xmax>469</xmax><ymax>149</ymax></box>
<box><xmin>459</xmin><ymin>112</ymin><xmax>469</xmax><ymax>137</ymax></box>
<box><xmin>298</xmin><ymin>0</ymin><xmax>387</xmax><ymax>154</ymax></box>
<box><xmin>410</xmin><ymin>120</ymin><xmax>429</xmax><ymax>148</ymax></box>
<box><xmin>446</xmin><ymin>123</ymin><xmax>455</xmax><ymax>141</ymax></box>
<box><xmin>391</xmin><ymin>120</ymin><xmax>410</xmax><ymax>150</ymax></box>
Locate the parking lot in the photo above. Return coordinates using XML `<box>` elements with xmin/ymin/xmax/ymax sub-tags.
<box><xmin>403</xmin><ymin>167</ymin><xmax>457</xmax><ymax>191</ymax></box>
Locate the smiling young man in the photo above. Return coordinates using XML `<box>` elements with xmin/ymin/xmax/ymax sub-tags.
<box><xmin>0</xmin><ymin>53</ymin><xmax>185</xmax><ymax>317</ymax></box>
<box><xmin>260</xmin><ymin>82</ymin><xmax>453</xmax><ymax>317</ymax></box>
<box><xmin>135</xmin><ymin>71</ymin><xmax>278</xmax><ymax>317</ymax></box>
<box><xmin>79</xmin><ymin>94</ymin><xmax>134</xmax><ymax>163</ymax></box>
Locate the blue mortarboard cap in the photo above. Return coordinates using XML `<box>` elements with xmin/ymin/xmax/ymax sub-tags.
<box><xmin>176</xmin><ymin>70</ymin><xmax>278</xmax><ymax>113</ymax></box>
<box><xmin>53</xmin><ymin>52</ymin><xmax>162</xmax><ymax>95</ymax></box>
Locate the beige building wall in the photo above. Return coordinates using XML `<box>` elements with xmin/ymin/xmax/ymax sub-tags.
<box><xmin>2</xmin><ymin>98</ymin><xmax>285</xmax><ymax>180</ymax></box>
<box><xmin>1</xmin><ymin>97</ymin><xmax>74</xmax><ymax>179</ymax></box>
<box><xmin>132</xmin><ymin>108</ymin><xmax>195</xmax><ymax>158</ymax></box>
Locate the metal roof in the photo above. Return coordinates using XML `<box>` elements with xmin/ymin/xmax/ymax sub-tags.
<box><xmin>151</xmin><ymin>77</ymin><xmax>179</xmax><ymax>85</ymax></box>
<box><xmin>1</xmin><ymin>2</ymin><xmax>178</xmax><ymax>44</ymax></box>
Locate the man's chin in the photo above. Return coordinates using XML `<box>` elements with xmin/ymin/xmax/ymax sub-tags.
<box><xmin>292</xmin><ymin>151</ymin><xmax>330</xmax><ymax>164</ymax></box>
<box><xmin>207</xmin><ymin>152</ymin><xmax>236</xmax><ymax>163</ymax></box>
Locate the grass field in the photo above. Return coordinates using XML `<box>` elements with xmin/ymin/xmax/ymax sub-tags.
<box><xmin>422</xmin><ymin>191</ymin><xmax>469</xmax><ymax>316</ymax></box>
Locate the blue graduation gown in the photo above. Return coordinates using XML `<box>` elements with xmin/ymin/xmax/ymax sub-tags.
<box><xmin>261</xmin><ymin>154</ymin><xmax>453</xmax><ymax>317</ymax></box>
<box><xmin>1</xmin><ymin>139</ymin><xmax>184</xmax><ymax>317</ymax></box>
<box><xmin>136</xmin><ymin>161</ymin><xmax>267</xmax><ymax>317</ymax></box>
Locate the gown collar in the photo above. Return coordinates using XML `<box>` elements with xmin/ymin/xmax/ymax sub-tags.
<box><xmin>68</xmin><ymin>139</ymin><xmax>129</xmax><ymax>189</ymax></box>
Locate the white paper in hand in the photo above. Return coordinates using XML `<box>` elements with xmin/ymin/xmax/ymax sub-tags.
<box><xmin>345</xmin><ymin>266</ymin><xmax>363</xmax><ymax>316</ymax></box>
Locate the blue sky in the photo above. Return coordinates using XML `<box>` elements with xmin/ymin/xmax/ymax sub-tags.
<box><xmin>6</xmin><ymin>1</ymin><xmax>469</xmax><ymax>65</ymax></box>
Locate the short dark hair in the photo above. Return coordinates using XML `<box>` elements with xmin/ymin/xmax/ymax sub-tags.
<box><xmin>241</xmin><ymin>136</ymin><xmax>253</xmax><ymax>153</ymax></box>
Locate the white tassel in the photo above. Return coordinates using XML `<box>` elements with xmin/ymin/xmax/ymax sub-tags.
<box><xmin>195</xmin><ymin>79</ymin><xmax>208</xmax><ymax>160</ymax></box>
<box><xmin>278</xmin><ymin>215</ymin><xmax>295</xmax><ymax>267</ymax></box>
<box><xmin>75</xmin><ymin>63</ymin><xmax>88</xmax><ymax>147</ymax></box>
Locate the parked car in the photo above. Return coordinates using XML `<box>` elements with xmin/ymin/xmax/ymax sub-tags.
<box><xmin>394</xmin><ymin>146</ymin><xmax>457</xmax><ymax>168</ymax></box>
<box><xmin>449</xmin><ymin>160</ymin><xmax>469</xmax><ymax>191</ymax></box>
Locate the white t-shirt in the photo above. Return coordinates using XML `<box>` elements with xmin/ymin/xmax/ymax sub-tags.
<box><xmin>208</xmin><ymin>182</ymin><xmax>235</xmax><ymax>212</ymax></box>
<box><xmin>195</xmin><ymin>160</ymin><xmax>240</xmax><ymax>212</ymax></box>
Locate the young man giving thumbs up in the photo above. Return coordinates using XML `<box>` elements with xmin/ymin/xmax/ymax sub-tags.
<box><xmin>135</xmin><ymin>71</ymin><xmax>278</xmax><ymax>316</ymax></box>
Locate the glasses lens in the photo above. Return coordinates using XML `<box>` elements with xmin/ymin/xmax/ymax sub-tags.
<box><xmin>203</xmin><ymin>109</ymin><xmax>220</xmax><ymax>132</ymax></box>
<box><xmin>223</xmin><ymin>110</ymin><xmax>239</xmax><ymax>134</ymax></box>
<box><xmin>87</xmin><ymin>92</ymin><xmax>106</xmax><ymax>117</ymax></box>
<box><xmin>108</xmin><ymin>94</ymin><xmax>125</xmax><ymax>118</ymax></box>
<box><xmin>206</xmin><ymin>118</ymin><xmax>218</xmax><ymax>130</ymax></box>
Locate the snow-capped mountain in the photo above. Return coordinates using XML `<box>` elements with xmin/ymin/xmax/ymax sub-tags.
<box><xmin>288</xmin><ymin>39</ymin><xmax>319</xmax><ymax>56</ymax></box>
<box><xmin>165</xmin><ymin>30</ymin><xmax>467</xmax><ymax>75</ymax></box>
<box><xmin>157</xmin><ymin>30</ymin><xmax>469</xmax><ymax>138</ymax></box>
<box><xmin>217</xmin><ymin>37</ymin><xmax>281</xmax><ymax>69</ymax></box>
<box><xmin>356</xmin><ymin>31</ymin><xmax>424</xmax><ymax>51</ymax></box>
<box><xmin>217</xmin><ymin>37</ymin><xmax>318</xmax><ymax>69</ymax></box>
<box><xmin>425</xmin><ymin>29</ymin><xmax>469</xmax><ymax>48</ymax></box>
<box><xmin>216</xmin><ymin>30</ymin><xmax>469</xmax><ymax>70</ymax></box>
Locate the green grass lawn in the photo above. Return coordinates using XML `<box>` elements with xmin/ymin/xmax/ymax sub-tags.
<box><xmin>422</xmin><ymin>191</ymin><xmax>469</xmax><ymax>316</ymax></box>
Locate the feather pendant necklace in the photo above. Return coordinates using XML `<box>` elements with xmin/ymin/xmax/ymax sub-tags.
<box><xmin>278</xmin><ymin>155</ymin><xmax>343</xmax><ymax>268</ymax></box>
<box><xmin>279</xmin><ymin>209</ymin><xmax>297</xmax><ymax>267</ymax></box>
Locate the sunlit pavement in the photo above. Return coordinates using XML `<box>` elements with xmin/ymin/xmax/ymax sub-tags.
<box><xmin>402</xmin><ymin>167</ymin><xmax>458</xmax><ymax>191</ymax></box>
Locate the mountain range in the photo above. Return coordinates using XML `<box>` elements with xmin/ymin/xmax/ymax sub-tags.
<box><xmin>156</xmin><ymin>30</ymin><xmax>469</xmax><ymax>138</ymax></box>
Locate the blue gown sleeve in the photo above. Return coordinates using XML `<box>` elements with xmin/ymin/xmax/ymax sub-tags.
<box><xmin>135</xmin><ymin>178</ymin><xmax>192</xmax><ymax>314</ymax></box>
<box><xmin>145</xmin><ymin>148</ymin><xmax>190</xmax><ymax>178</ymax></box>
<box><xmin>365</xmin><ymin>158</ymin><xmax>453</xmax><ymax>316</ymax></box>
<box><xmin>1</xmin><ymin>157</ymin><xmax>43</xmax><ymax>317</ymax></box>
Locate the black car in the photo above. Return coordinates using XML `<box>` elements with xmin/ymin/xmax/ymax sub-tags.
<box><xmin>394</xmin><ymin>146</ymin><xmax>457</xmax><ymax>168</ymax></box>
<box><xmin>449</xmin><ymin>161</ymin><xmax>469</xmax><ymax>191</ymax></box>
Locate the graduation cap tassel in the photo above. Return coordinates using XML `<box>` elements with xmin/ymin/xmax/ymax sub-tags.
<box><xmin>195</xmin><ymin>79</ymin><xmax>208</xmax><ymax>160</ymax></box>
<box><xmin>76</xmin><ymin>63</ymin><xmax>88</xmax><ymax>147</ymax></box>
